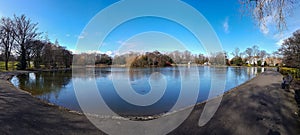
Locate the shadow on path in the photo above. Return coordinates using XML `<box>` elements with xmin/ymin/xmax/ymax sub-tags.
<box><xmin>170</xmin><ymin>71</ymin><xmax>300</xmax><ymax>135</ymax></box>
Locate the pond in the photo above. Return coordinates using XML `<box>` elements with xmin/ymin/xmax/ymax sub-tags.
<box><xmin>11</xmin><ymin>66</ymin><xmax>265</xmax><ymax>117</ymax></box>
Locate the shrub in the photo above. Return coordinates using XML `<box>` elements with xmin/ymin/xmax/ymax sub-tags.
<box><xmin>280</xmin><ymin>67</ymin><xmax>300</xmax><ymax>78</ymax></box>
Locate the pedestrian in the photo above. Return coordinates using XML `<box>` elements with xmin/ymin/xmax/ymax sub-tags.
<box><xmin>281</xmin><ymin>76</ymin><xmax>286</xmax><ymax>89</ymax></box>
<box><xmin>283</xmin><ymin>74</ymin><xmax>293</xmax><ymax>91</ymax></box>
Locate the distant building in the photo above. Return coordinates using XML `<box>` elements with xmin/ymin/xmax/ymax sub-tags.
<box><xmin>264</xmin><ymin>57</ymin><xmax>283</xmax><ymax>66</ymax></box>
<box><xmin>246</xmin><ymin>56</ymin><xmax>259</xmax><ymax>65</ymax></box>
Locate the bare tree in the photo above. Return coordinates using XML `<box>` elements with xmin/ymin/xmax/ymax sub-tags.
<box><xmin>42</xmin><ymin>43</ymin><xmax>53</xmax><ymax>68</ymax></box>
<box><xmin>0</xmin><ymin>17</ymin><xmax>16</xmax><ymax>70</ymax></box>
<box><xmin>195</xmin><ymin>54</ymin><xmax>208</xmax><ymax>64</ymax></box>
<box><xmin>252</xmin><ymin>45</ymin><xmax>260</xmax><ymax>57</ymax></box>
<box><xmin>13</xmin><ymin>14</ymin><xmax>39</xmax><ymax>70</ymax></box>
<box><xmin>240</xmin><ymin>0</ymin><xmax>298</xmax><ymax>32</ymax></box>
<box><xmin>29</xmin><ymin>40</ymin><xmax>45</xmax><ymax>68</ymax></box>
<box><xmin>245</xmin><ymin>47</ymin><xmax>253</xmax><ymax>59</ymax></box>
<box><xmin>259</xmin><ymin>50</ymin><xmax>268</xmax><ymax>59</ymax></box>
<box><xmin>183</xmin><ymin>50</ymin><xmax>192</xmax><ymax>63</ymax></box>
<box><xmin>209</xmin><ymin>52</ymin><xmax>226</xmax><ymax>65</ymax></box>
<box><xmin>231</xmin><ymin>47</ymin><xmax>241</xmax><ymax>58</ymax></box>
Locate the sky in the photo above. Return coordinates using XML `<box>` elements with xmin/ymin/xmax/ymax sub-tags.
<box><xmin>0</xmin><ymin>0</ymin><xmax>299</xmax><ymax>58</ymax></box>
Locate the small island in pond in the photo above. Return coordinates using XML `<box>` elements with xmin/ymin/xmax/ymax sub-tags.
<box><xmin>130</xmin><ymin>51</ymin><xmax>173</xmax><ymax>67</ymax></box>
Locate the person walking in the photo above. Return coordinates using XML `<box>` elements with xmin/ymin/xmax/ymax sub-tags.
<box><xmin>283</xmin><ymin>74</ymin><xmax>293</xmax><ymax>91</ymax></box>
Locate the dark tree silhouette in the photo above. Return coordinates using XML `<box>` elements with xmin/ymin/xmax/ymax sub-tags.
<box><xmin>278</xmin><ymin>29</ymin><xmax>300</xmax><ymax>68</ymax></box>
<box><xmin>13</xmin><ymin>14</ymin><xmax>39</xmax><ymax>69</ymax></box>
<box><xmin>0</xmin><ymin>17</ymin><xmax>15</xmax><ymax>70</ymax></box>
<box><xmin>131</xmin><ymin>51</ymin><xmax>173</xmax><ymax>67</ymax></box>
<box><xmin>28</xmin><ymin>40</ymin><xmax>45</xmax><ymax>68</ymax></box>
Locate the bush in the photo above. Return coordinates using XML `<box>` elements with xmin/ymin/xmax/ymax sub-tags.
<box><xmin>230</xmin><ymin>56</ymin><xmax>243</xmax><ymax>66</ymax></box>
<box><xmin>130</xmin><ymin>51</ymin><xmax>173</xmax><ymax>67</ymax></box>
<box><xmin>280</xmin><ymin>67</ymin><xmax>300</xmax><ymax>78</ymax></box>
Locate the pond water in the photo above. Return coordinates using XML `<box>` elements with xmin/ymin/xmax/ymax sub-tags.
<box><xmin>11</xmin><ymin>66</ymin><xmax>265</xmax><ymax>116</ymax></box>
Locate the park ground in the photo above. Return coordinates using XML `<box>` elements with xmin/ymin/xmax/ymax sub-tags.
<box><xmin>0</xmin><ymin>70</ymin><xmax>299</xmax><ymax>135</ymax></box>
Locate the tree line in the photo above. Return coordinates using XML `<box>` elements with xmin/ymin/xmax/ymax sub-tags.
<box><xmin>229</xmin><ymin>45</ymin><xmax>278</xmax><ymax>66</ymax></box>
<box><xmin>73</xmin><ymin>50</ymin><xmax>223</xmax><ymax>67</ymax></box>
<box><xmin>0</xmin><ymin>15</ymin><xmax>72</xmax><ymax>70</ymax></box>
<box><xmin>2</xmin><ymin>14</ymin><xmax>296</xmax><ymax>70</ymax></box>
<box><xmin>278</xmin><ymin>29</ymin><xmax>300</xmax><ymax>68</ymax></box>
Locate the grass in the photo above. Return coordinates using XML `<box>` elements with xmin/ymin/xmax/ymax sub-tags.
<box><xmin>0</xmin><ymin>61</ymin><xmax>18</xmax><ymax>71</ymax></box>
<box><xmin>0</xmin><ymin>61</ymin><xmax>50</xmax><ymax>71</ymax></box>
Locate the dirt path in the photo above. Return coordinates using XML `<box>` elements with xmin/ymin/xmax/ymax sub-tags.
<box><xmin>0</xmin><ymin>71</ymin><xmax>299</xmax><ymax>135</ymax></box>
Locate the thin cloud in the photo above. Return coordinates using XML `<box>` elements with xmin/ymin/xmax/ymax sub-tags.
<box><xmin>105</xmin><ymin>51</ymin><xmax>113</xmax><ymax>55</ymax></box>
<box><xmin>273</xmin><ymin>28</ymin><xmax>298</xmax><ymax>48</ymax></box>
<box><xmin>117</xmin><ymin>40</ymin><xmax>124</xmax><ymax>44</ymax></box>
<box><xmin>276</xmin><ymin>39</ymin><xmax>284</xmax><ymax>48</ymax></box>
<box><xmin>78</xmin><ymin>35</ymin><xmax>85</xmax><ymax>39</ymax></box>
<box><xmin>260</xmin><ymin>24</ymin><xmax>269</xmax><ymax>35</ymax></box>
<box><xmin>259</xmin><ymin>16</ymin><xmax>273</xmax><ymax>35</ymax></box>
<box><xmin>77</xmin><ymin>32</ymin><xmax>87</xmax><ymax>39</ymax></box>
<box><xmin>223</xmin><ymin>17</ymin><xmax>230</xmax><ymax>33</ymax></box>
<box><xmin>69</xmin><ymin>49</ymin><xmax>80</xmax><ymax>54</ymax></box>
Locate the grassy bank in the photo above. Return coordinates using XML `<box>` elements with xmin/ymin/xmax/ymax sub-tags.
<box><xmin>0</xmin><ymin>61</ymin><xmax>18</xmax><ymax>71</ymax></box>
<box><xmin>280</xmin><ymin>67</ymin><xmax>300</xmax><ymax>79</ymax></box>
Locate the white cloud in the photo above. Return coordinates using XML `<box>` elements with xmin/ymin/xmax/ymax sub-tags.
<box><xmin>69</xmin><ymin>49</ymin><xmax>80</xmax><ymax>54</ymax></box>
<box><xmin>69</xmin><ymin>49</ymin><xmax>99</xmax><ymax>54</ymax></box>
<box><xmin>105</xmin><ymin>51</ymin><xmax>113</xmax><ymax>55</ymax></box>
<box><xmin>78</xmin><ymin>35</ymin><xmax>85</xmax><ymax>39</ymax></box>
<box><xmin>77</xmin><ymin>32</ymin><xmax>87</xmax><ymax>39</ymax></box>
<box><xmin>70</xmin><ymin>49</ymin><xmax>115</xmax><ymax>56</ymax></box>
<box><xmin>260</xmin><ymin>24</ymin><xmax>269</xmax><ymax>35</ymax></box>
<box><xmin>254</xmin><ymin>13</ymin><xmax>274</xmax><ymax>35</ymax></box>
<box><xmin>273</xmin><ymin>28</ymin><xmax>298</xmax><ymax>48</ymax></box>
<box><xmin>223</xmin><ymin>17</ymin><xmax>230</xmax><ymax>33</ymax></box>
<box><xmin>86</xmin><ymin>50</ymin><xmax>101</xmax><ymax>54</ymax></box>
<box><xmin>276</xmin><ymin>39</ymin><xmax>284</xmax><ymax>47</ymax></box>
<box><xmin>117</xmin><ymin>40</ymin><xmax>125</xmax><ymax>45</ymax></box>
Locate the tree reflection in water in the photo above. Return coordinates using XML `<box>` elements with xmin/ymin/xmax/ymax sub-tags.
<box><xmin>14</xmin><ymin>71</ymin><xmax>72</xmax><ymax>101</ymax></box>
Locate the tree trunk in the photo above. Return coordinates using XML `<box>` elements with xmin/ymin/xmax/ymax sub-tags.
<box><xmin>20</xmin><ymin>45</ymin><xmax>27</xmax><ymax>70</ymax></box>
<box><xmin>27</xmin><ymin>52</ymin><xmax>31</xmax><ymax>68</ymax></box>
<box><xmin>5</xmin><ymin>59</ymin><xmax>9</xmax><ymax>71</ymax></box>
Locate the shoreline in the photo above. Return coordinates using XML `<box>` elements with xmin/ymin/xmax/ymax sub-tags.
<box><xmin>5</xmin><ymin>67</ymin><xmax>264</xmax><ymax>120</ymax></box>
<box><xmin>1</xmin><ymin>69</ymin><xmax>299</xmax><ymax>134</ymax></box>
<box><xmin>0</xmin><ymin>71</ymin><xmax>104</xmax><ymax>134</ymax></box>
<box><xmin>170</xmin><ymin>70</ymin><xmax>300</xmax><ymax>135</ymax></box>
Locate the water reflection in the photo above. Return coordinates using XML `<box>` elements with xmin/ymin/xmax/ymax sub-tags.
<box><xmin>13</xmin><ymin>71</ymin><xmax>72</xmax><ymax>96</ymax></box>
<box><xmin>11</xmin><ymin>67</ymin><xmax>264</xmax><ymax>116</ymax></box>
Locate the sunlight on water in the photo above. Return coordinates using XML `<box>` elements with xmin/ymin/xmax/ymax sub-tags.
<box><xmin>11</xmin><ymin>66</ymin><xmax>265</xmax><ymax>116</ymax></box>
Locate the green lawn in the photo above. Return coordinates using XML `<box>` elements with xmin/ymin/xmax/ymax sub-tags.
<box><xmin>0</xmin><ymin>61</ymin><xmax>18</xmax><ymax>71</ymax></box>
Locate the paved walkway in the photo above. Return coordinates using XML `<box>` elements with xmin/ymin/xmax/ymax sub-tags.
<box><xmin>0</xmin><ymin>72</ymin><xmax>104</xmax><ymax>135</ymax></box>
<box><xmin>0</xmin><ymin>71</ymin><xmax>299</xmax><ymax>135</ymax></box>
<box><xmin>170</xmin><ymin>71</ymin><xmax>300</xmax><ymax>135</ymax></box>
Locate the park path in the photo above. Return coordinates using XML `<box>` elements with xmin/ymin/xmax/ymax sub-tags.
<box><xmin>0</xmin><ymin>72</ymin><xmax>104</xmax><ymax>135</ymax></box>
<box><xmin>170</xmin><ymin>71</ymin><xmax>300</xmax><ymax>135</ymax></box>
<box><xmin>0</xmin><ymin>71</ymin><xmax>299</xmax><ymax>135</ymax></box>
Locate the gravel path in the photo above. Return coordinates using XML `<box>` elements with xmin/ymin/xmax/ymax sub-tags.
<box><xmin>0</xmin><ymin>70</ymin><xmax>299</xmax><ymax>135</ymax></box>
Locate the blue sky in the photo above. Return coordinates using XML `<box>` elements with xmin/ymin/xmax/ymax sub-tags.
<box><xmin>0</xmin><ymin>0</ymin><xmax>299</xmax><ymax>58</ymax></box>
